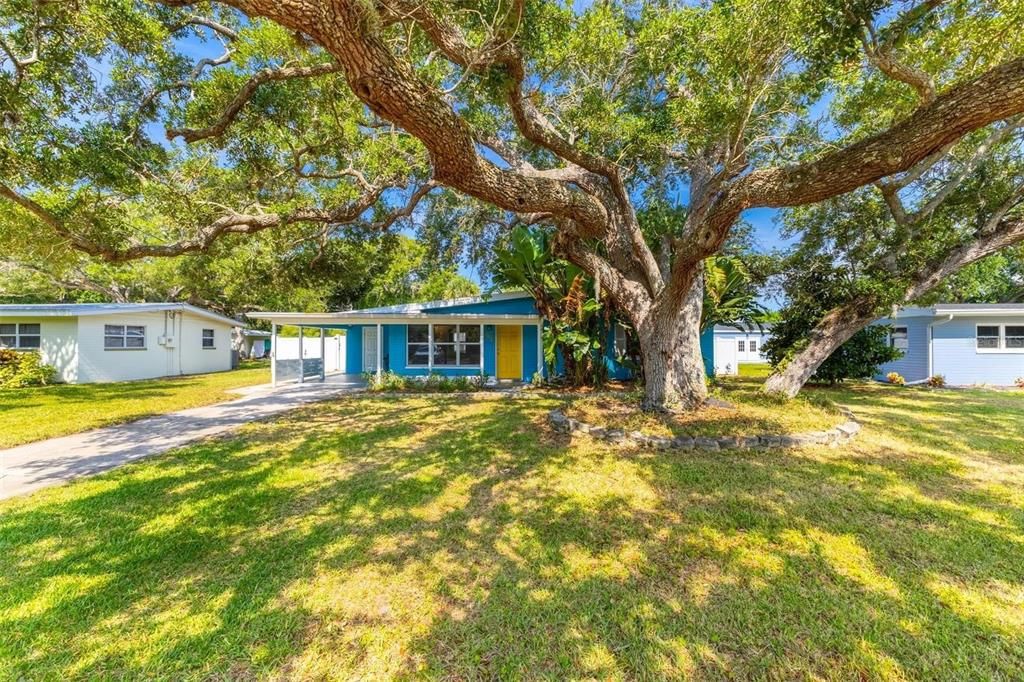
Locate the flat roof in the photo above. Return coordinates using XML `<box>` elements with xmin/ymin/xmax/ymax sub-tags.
<box><xmin>0</xmin><ymin>302</ymin><xmax>242</xmax><ymax>327</ymax></box>
<box><xmin>890</xmin><ymin>303</ymin><xmax>1024</xmax><ymax>318</ymax></box>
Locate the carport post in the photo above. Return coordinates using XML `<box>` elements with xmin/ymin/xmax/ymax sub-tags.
<box><xmin>298</xmin><ymin>326</ymin><xmax>305</xmax><ymax>384</ymax></box>
<box><xmin>271</xmin><ymin>323</ymin><xmax>278</xmax><ymax>387</ymax></box>
<box><xmin>376</xmin><ymin>322</ymin><xmax>382</xmax><ymax>381</ymax></box>
<box><xmin>319</xmin><ymin>328</ymin><xmax>326</xmax><ymax>382</ymax></box>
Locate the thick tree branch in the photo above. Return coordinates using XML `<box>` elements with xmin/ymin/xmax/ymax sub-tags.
<box><xmin>166</xmin><ymin>61</ymin><xmax>343</xmax><ymax>142</ymax></box>
<box><xmin>0</xmin><ymin>179</ymin><xmax>432</xmax><ymax>263</ymax></box>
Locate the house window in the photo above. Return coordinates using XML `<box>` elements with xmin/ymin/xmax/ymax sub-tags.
<box><xmin>407</xmin><ymin>324</ymin><xmax>430</xmax><ymax>366</ymax></box>
<box><xmin>202</xmin><ymin>328</ymin><xmax>215</xmax><ymax>349</ymax></box>
<box><xmin>0</xmin><ymin>323</ymin><xmax>41</xmax><ymax>349</ymax></box>
<box><xmin>105</xmin><ymin>324</ymin><xmax>146</xmax><ymax>350</ymax></box>
<box><xmin>749</xmin><ymin>340</ymin><xmax>758</xmax><ymax>354</ymax></box>
<box><xmin>890</xmin><ymin>326</ymin><xmax>909</xmax><ymax>351</ymax></box>
<box><xmin>407</xmin><ymin>324</ymin><xmax>481</xmax><ymax>367</ymax></box>
<box><xmin>976</xmin><ymin>325</ymin><xmax>1001</xmax><ymax>351</ymax></box>
<box><xmin>1006</xmin><ymin>325</ymin><xmax>1024</xmax><ymax>349</ymax></box>
<box><xmin>737</xmin><ymin>340</ymin><xmax>745</xmax><ymax>353</ymax></box>
<box><xmin>976</xmin><ymin>324</ymin><xmax>1024</xmax><ymax>352</ymax></box>
<box><xmin>614</xmin><ymin>324</ymin><xmax>628</xmax><ymax>357</ymax></box>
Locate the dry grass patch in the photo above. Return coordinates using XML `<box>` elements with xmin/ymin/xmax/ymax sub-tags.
<box><xmin>564</xmin><ymin>377</ymin><xmax>842</xmax><ymax>437</ymax></box>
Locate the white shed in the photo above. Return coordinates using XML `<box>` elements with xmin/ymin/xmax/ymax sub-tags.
<box><xmin>712</xmin><ymin>324</ymin><xmax>773</xmax><ymax>376</ymax></box>
<box><xmin>0</xmin><ymin>303</ymin><xmax>241</xmax><ymax>383</ymax></box>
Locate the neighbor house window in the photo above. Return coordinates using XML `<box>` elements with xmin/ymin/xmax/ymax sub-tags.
<box><xmin>976</xmin><ymin>325</ymin><xmax>1001</xmax><ymax>351</ymax></box>
<box><xmin>890</xmin><ymin>326</ymin><xmax>909</xmax><ymax>350</ymax></box>
<box><xmin>749</xmin><ymin>340</ymin><xmax>758</xmax><ymax>354</ymax></box>
<box><xmin>976</xmin><ymin>324</ymin><xmax>1024</xmax><ymax>352</ymax></box>
<box><xmin>202</xmin><ymin>328</ymin><xmax>215</xmax><ymax>349</ymax></box>
<box><xmin>737</xmin><ymin>340</ymin><xmax>745</xmax><ymax>353</ymax></box>
<box><xmin>105</xmin><ymin>324</ymin><xmax>145</xmax><ymax>349</ymax></box>
<box><xmin>1006</xmin><ymin>325</ymin><xmax>1024</xmax><ymax>349</ymax></box>
<box><xmin>406</xmin><ymin>323</ymin><xmax>481</xmax><ymax>367</ymax></box>
<box><xmin>0</xmin><ymin>323</ymin><xmax>40</xmax><ymax>349</ymax></box>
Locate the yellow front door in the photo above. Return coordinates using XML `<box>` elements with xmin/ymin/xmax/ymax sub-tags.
<box><xmin>496</xmin><ymin>325</ymin><xmax>522</xmax><ymax>380</ymax></box>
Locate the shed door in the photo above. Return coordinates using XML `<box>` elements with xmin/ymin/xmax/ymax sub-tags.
<box><xmin>496</xmin><ymin>325</ymin><xmax>522</xmax><ymax>380</ymax></box>
<box><xmin>362</xmin><ymin>327</ymin><xmax>378</xmax><ymax>372</ymax></box>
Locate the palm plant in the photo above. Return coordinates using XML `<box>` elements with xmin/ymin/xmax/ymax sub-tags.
<box><xmin>491</xmin><ymin>226</ymin><xmax>610</xmax><ymax>386</ymax></box>
<box><xmin>701</xmin><ymin>256</ymin><xmax>767</xmax><ymax>333</ymax></box>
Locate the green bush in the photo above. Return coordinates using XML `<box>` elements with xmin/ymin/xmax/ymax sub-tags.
<box><xmin>364</xmin><ymin>370</ymin><xmax>483</xmax><ymax>393</ymax></box>
<box><xmin>0</xmin><ymin>349</ymin><xmax>57</xmax><ymax>388</ymax></box>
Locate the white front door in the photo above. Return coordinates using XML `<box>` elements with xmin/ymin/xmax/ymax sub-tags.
<box><xmin>362</xmin><ymin>327</ymin><xmax>378</xmax><ymax>372</ymax></box>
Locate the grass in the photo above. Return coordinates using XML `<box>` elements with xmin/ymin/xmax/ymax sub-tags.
<box><xmin>0</xmin><ymin>360</ymin><xmax>270</xmax><ymax>448</ymax></box>
<box><xmin>565</xmin><ymin>375</ymin><xmax>840</xmax><ymax>437</ymax></box>
<box><xmin>1</xmin><ymin>378</ymin><xmax>1023</xmax><ymax>679</ymax></box>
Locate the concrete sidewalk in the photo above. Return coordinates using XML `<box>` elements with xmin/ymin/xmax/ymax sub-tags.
<box><xmin>0</xmin><ymin>376</ymin><xmax>365</xmax><ymax>501</ymax></box>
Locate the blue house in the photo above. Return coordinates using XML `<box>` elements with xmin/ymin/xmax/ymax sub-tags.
<box><xmin>875</xmin><ymin>304</ymin><xmax>1024</xmax><ymax>385</ymax></box>
<box><xmin>250</xmin><ymin>291</ymin><xmax>715</xmax><ymax>385</ymax></box>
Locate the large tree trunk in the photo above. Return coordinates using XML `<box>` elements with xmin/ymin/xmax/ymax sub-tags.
<box><xmin>637</xmin><ymin>275</ymin><xmax>708</xmax><ymax>411</ymax></box>
<box><xmin>762</xmin><ymin>301</ymin><xmax>879</xmax><ymax>398</ymax></box>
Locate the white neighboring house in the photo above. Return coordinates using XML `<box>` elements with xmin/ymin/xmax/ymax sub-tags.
<box><xmin>0</xmin><ymin>303</ymin><xmax>241</xmax><ymax>384</ymax></box>
<box><xmin>712</xmin><ymin>323</ymin><xmax>772</xmax><ymax>376</ymax></box>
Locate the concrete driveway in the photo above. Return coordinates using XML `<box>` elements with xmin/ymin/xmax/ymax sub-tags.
<box><xmin>0</xmin><ymin>375</ymin><xmax>365</xmax><ymax>501</ymax></box>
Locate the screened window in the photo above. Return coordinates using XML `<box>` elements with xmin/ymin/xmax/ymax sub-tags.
<box><xmin>976</xmin><ymin>325</ymin><xmax>1000</xmax><ymax>350</ymax></box>
<box><xmin>890</xmin><ymin>326</ymin><xmax>909</xmax><ymax>350</ymax></box>
<box><xmin>202</xmin><ymin>328</ymin><xmax>215</xmax><ymax>349</ymax></box>
<box><xmin>407</xmin><ymin>323</ymin><xmax>481</xmax><ymax>367</ymax></box>
<box><xmin>0</xmin><ymin>323</ymin><xmax>40</xmax><ymax>349</ymax></box>
<box><xmin>737</xmin><ymin>340</ymin><xmax>745</xmax><ymax>353</ymax></box>
<box><xmin>105</xmin><ymin>324</ymin><xmax>145</xmax><ymax>349</ymax></box>
<box><xmin>614</xmin><ymin>325</ymin><xmax>628</xmax><ymax>357</ymax></box>
<box><xmin>749</xmin><ymin>340</ymin><xmax>758</xmax><ymax>354</ymax></box>
<box><xmin>1006</xmin><ymin>326</ymin><xmax>1024</xmax><ymax>349</ymax></box>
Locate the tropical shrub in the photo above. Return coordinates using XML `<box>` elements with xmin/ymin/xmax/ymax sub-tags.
<box><xmin>364</xmin><ymin>370</ymin><xmax>483</xmax><ymax>393</ymax></box>
<box><xmin>886</xmin><ymin>372</ymin><xmax>905</xmax><ymax>386</ymax></box>
<box><xmin>0</xmin><ymin>349</ymin><xmax>57</xmax><ymax>388</ymax></box>
<box><xmin>927</xmin><ymin>375</ymin><xmax>946</xmax><ymax>388</ymax></box>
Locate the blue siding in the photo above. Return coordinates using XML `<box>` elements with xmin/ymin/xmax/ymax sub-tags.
<box><xmin>701</xmin><ymin>329</ymin><xmax>715</xmax><ymax>377</ymax></box>
<box><xmin>876</xmin><ymin>316</ymin><xmax>931</xmax><ymax>382</ymax></box>
<box><xmin>932</xmin><ymin>316</ymin><xmax>1024</xmax><ymax>385</ymax></box>
<box><xmin>523</xmin><ymin>324</ymin><xmax>539</xmax><ymax>381</ymax></box>
<box><xmin>425</xmin><ymin>296</ymin><xmax>538</xmax><ymax>315</ymax></box>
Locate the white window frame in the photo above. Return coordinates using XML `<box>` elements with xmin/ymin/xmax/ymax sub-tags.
<box><xmin>749</xmin><ymin>339</ymin><xmax>758</xmax><ymax>354</ymax></box>
<box><xmin>104</xmin><ymin>324</ymin><xmax>146</xmax><ymax>350</ymax></box>
<box><xmin>737</xmin><ymin>339</ymin><xmax>745</xmax><ymax>353</ymax></box>
<box><xmin>406</xmin><ymin>323</ymin><xmax>482</xmax><ymax>368</ymax></box>
<box><xmin>976</xmin><ymin>323</ymin><xmax>1024</xmax><ymax>353</ymax></box>
<box><xmin>0</xmin><ymin>322</ymin><xmax>41</xmax><ymax>349</ymax></box>
<box><xmin>202</xmin><ymin>328</ymin><xmax>216</xmax><ymax>349</ymax></box>
<box><xmin>890</xmin><ymin>326</ymin><xmax>909</xmax><ymax>351</ymax></box>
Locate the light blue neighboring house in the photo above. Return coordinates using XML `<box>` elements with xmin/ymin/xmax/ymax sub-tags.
<box><xmin>249</xmin><ymin>291</ymin><xmax>715</xmax><ymax>384</ymax></box>
<box><xmin>875</xmin><ymin>304</ymin><xmax>1024</xmax><ymax>385</ymax></box>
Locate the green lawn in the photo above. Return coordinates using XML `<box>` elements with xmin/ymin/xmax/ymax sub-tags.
<box><xmin>0</xmin><ymin>361</ymin><xmax>270</xmax><ymax>448</ymax></box>
<box><xmin>1</xmin><ymin>379</ymin><xmax>1022</xmax><ymax>679</ymax></box>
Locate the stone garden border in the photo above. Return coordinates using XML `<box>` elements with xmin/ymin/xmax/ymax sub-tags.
<box><xmin>548</xmin><ymin>405</ymin><xmax>861</xmax><ymax>451</ymax></box>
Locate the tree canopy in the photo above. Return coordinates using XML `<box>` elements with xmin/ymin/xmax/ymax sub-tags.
<box><xmin>2</xmin><ymin>0</ymin><xmax>1023</xmax><ymax>408</ymax></box>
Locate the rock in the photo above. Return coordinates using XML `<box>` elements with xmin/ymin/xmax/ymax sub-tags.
<box><xmin>652</xmin><ymin>437</ymin><xmax>674</xmax><ymax>450</ymax></box>
<box><xmin>588</xmin><ymin>427</ymin><xmax>607</xmax><ymax>439</ymax></box>
<box><xmin>694</xmin><ymin>437</ymin><xmax>720</xmax><ymax>451</ymax></box>
<box><xmin>761</xmin><ymin>435</ymin><xmax>782</xmax><ymax>448</ymax></box>
<box><xmin>672</xmin><ymin>436</ymin><xmax>695</xmax><ymax>449</ymax></box>
<box><xmin>836</xmin><ymin>422</ymin><xmax>861</xmax><ymax>438</ymax></box>
<box><xmin>704</xmin><ymin>397</ymin><xmax>736</xmax><ymax>410</ymax></box>
<box><xmin>736</xmin><ymin>436</ymin><xmax>760</xmax><ymax>449</ymax></box>
<box><xmin>716</xmin><ymin>436</ymin><xmax>741</xmax><ymax>450</ymax></box>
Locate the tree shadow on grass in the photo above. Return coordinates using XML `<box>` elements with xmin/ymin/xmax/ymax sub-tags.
<box><xmin>1</xmin><ymin>394</ymin><xmax>1022</xmax><ymax>679</ymax></box>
